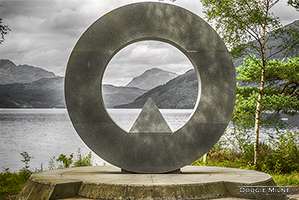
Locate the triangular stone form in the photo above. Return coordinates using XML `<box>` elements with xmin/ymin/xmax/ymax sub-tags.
<box><xmin>129</xmin><ymin>97</ymin><xmax>172</xmax><ymax>134</ymax></box>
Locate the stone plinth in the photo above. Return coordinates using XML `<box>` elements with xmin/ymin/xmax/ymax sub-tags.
<box><xmin>16</xmin><ymin>166</ymin><xmax>285</xmax><ymax>200</ymax></box>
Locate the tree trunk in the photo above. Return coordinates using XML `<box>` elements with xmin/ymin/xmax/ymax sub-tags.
<box><xmin>254</xmin><ymin>15</ymin><xmax>268</xmax><ymax>166</ymax></box>
<box><xmin>254</xmin><ymin>64</ymin><xmax>265</xmax><ymax>166</ymax></box>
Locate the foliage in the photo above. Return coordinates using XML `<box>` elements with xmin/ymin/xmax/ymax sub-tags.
<box><xmin>20</xmin><ymin>152</ymin><xmax>34</xmax><ymax>177</ymax></box>
<box><xmin>56</xmin><ymin>153</ymin><xmax>74</xmax><ymax>168</ymax></box>
<box><xmin>48</xmin><ymin>148</ymin><xmax>93</xmax><ymax>169</ymax></box>
<box><xmin>200</xmin><ymin>0</ymin><xmax>299</xmax><ymax>165</ymax></box>
<box><xmin>73</xmin><ymin>148</ymin><xmax>92</xmax><ymax>167</ymax></box>
<box><xmin>201</xmin><ymin>0</ymin><xmax>281</xmax><ymax>54</ymax></box>
<box><xmin>48</xmin><ymin>156</ymin><xmax>56</xmax><ymax>170</ymax></box>
<box><xmin>271</xmin><ymin>171</ymin><xmax>299</xmax><ymax>187</ymax></box>
<box><xmin>0</xmin><ymin>168</ymin><xmax>29</xmax><ymax>197</ymax></box>
<box><xmin>0</xmin><ymin>152</ymin><xmax>34</xmax><ymax>197</ymax></box>
<box><xmin>234</xmin><ymin>55</ymin><xmax>299</xmax><ymax>164</ymax></box>
<box><xmin>288</xmin><ymin>0</ymin><xmax>299</xmax><ymax>9</ymax></box>
<box><xmin>237</xmin><ymin>56</ymin><xmax>299</xmax><ymax>116</ymax></box>
<box><xmin>0</xmin><ymin>19</ymin><xmax>10</xmax><ymax>44</ymax></box>
<box><xmin>0</xmin><ymin>149</ymin><xmax>94</xmax><ymax>198</ymax></box>
<box><xmin>193</xmin><ymin>54</ymin><xmax>299</xmax><ymax>173</ymax></box>
<box><xmin>201</xmin><ymin>0</ymin><xmax>298</xmax><ymax>59</ymax></box>
<box><xmin>191</xmin><ymin>131</ymin><xmax>299</xmax><ymax>175</ymax></box>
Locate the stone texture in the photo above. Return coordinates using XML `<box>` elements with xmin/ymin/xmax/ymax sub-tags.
<box><xmin>129</xmin><ymin>97</ymin><xmax>172</xmax><ymax>133</ymax></box>
<box><xmin>16</xmin><ymin>166</ymin><xmax>286</xmax><ymax>200</ymax></box>
<box><xmin>65</xmin><ymin>2</ymin><xmax>236</xmax><ymax>173</ymax></box>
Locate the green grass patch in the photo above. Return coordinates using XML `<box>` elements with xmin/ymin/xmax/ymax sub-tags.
<box><xmin>271</xmin><ymin>172</ymin><xmax>299</xmax><ymax>187</ymax></box>
<box><xmin>191</xmin><ymin>156</ymin><xmax>299</xmax><ymax>187</ymax></box>
<box><xmin>0</xmin><ymin>169</ymin><xmax>31</xmax><ymax>198</ymax></box>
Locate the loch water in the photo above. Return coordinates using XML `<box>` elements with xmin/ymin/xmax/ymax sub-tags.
<box><xmin>0</xmin><ymin>108</ymin><xmax>193</xmax><ymax>172</ymax></box>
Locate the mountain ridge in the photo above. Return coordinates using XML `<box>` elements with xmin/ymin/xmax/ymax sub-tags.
<box><xmin>125</xmin><ymin>67</ymin><xmax>178</xmax><ymax>90</ymax></box>
<box><xmin>0</xmin><ymin>77</ymin><xmax>65</xmax><ymax>108</ymax></box>
<box><xmin>0</xmin><ymin>21</ymin><xmax>298</xmax><ymax>108</ymax></box>
<box><xmin>0</xmin><ymin>59</ymin><xmax>57</xmax><ymax>85</ymax></box>
<box><xmin>115</xmin><ymin>69</ymin><xmax>198</xmax><ymax>109</ymax></box>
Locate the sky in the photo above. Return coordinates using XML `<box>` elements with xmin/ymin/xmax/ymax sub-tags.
<box><xmin>0</xmin><ymin>0</ymin><xmax>298</xmax><ymax>86</ymax></box>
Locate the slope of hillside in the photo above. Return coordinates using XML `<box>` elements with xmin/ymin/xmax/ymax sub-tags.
<box><xmin>102</xmin><ymin>84</ymin><xmax>147</xmax><ymax>108</ymax></box>
<box><xmin>0</xmin><ymin>59</ymin><xmax>57</xmax><ymax>85</ymax></box>
<box><xmin>234</xmin><ymin>20</ymin><xmax>299</xmax><ymax>69</ymax></box>
<box><xmin>0</xmin><ymin>77</ymin><xmax>65</xmax><ymax>108</ymax></box>
<box><xmin>115</xmin><ymin>69</ymin><xmax>198</xmax><ymax>109</ymax></box>
<box><xmin>125</xmin><ymin>68</ymin><xmax>178</xmax><ymax>90</ymax></box>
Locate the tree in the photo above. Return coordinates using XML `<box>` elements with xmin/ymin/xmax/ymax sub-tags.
<box><xmin>288</xmin><ymin>0</ymin><xmax>299</xmax><ymax>9</ymax></box>
<box><xmin>0</xmin><ymin>6</ymin><xmax>10</xmax><ymax>44</ymax></box>
<box><xmin>236</xmin><ymin>56</ymin><xmax>299</xmax><ymax>120</ymax></box>
<box><xmin>200</xmin><ymin>0</ymin><xmax>298</xmax><ymax>165</ymax></box>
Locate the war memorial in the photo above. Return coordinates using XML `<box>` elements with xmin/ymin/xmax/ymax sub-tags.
<box><xmin>17</xmin><ymin>2</ymin><xmax>285</xmax><ymax>199</ymax></box>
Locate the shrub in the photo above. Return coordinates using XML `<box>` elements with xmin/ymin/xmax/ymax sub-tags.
<box><xmin>192</xmin><ymin>131</ymin><xmax>299</xmax><ymax>175</ymax></box>
<box><xmin>73</xmin><ymin>148</ymin><xmax>92</xmax><ymax>167</ymax></box>
<box><xmin>49</xmin><ymin>148</ymin><xmax>93</xmax><ymax>169</ymax></box>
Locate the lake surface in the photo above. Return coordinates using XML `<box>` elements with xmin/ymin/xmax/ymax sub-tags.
<box><xmin>0</xmin><ymin>108</ymin><xmax>193</xmax><ymax>172</ymax></box>
<box><xmin>1</xmin><ymin>109</ymin><xmax>297</xmax><ymax>172</ymax></box>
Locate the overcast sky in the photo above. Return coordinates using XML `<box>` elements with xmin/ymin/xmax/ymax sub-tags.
<box><xmin>0</xmin><ymin>0</ymin><xmax>298</xmax><ymax>86</ymax></box>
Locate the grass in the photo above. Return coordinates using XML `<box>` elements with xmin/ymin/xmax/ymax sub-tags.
<box><xmin>1</xmin><ymin>147</ymin><xmax>298</xmax><ymax>199</ymax></box>
<box><xmin>0</xmin><ymin>169</ymin><xmax>31</xmax><ymax>198</ymax></box>
<box><xmin>0</xmin><ymin>149</ymin><xmax>92</xmax><ymax>198</ymax></box>
<box><xmin>191</xmin><ymin>161</ymin><xmax>299</xmax><ymax>188</ymax></box>
<box><xmin>271</xmin><ymin>172</ymin><xmax>299</xmax><ymax>187</ymax></box>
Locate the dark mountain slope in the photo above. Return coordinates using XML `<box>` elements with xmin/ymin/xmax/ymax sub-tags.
<box><xmin>0</xmin><ymin>77</ymin><xmax>65</xmax><ymax>108</ymax></box>
<box><xmin>0</xmin><ymin>59</ymin><xmax>57</xmax><ymax>85</ymax></box>
<box><xmin>115</xmin><ymin>69</ymin><xmax>198</xmax><ymax>109</ymax></box>
<box><xmin>102</xmin><ymin>84</ymin><xmax>147</xmax><ymax>108</ymax></box>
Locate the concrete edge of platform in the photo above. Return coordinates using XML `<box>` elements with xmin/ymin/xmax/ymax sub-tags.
<box><xmin>16</xmin><ymin>166</ymin><xmax>286</xmax><ymax>200</ymax></box>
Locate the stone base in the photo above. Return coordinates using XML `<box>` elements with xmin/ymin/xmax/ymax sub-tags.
<box><xmin>16</xmin><ymin>166</ymin><xmax>286</xmax><ymax>200</ymax></box>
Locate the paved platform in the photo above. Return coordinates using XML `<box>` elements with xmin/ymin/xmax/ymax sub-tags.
<box><xmin>16</xmin><ymin>166</ymin><xmax>287</xmax><ymax>200</ymax></box>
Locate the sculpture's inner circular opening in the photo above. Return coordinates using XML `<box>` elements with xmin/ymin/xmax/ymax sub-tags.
<box><xmin>102</xmin><ymin>40</ymin><xmax>199</xmax><ymax>132</ymax></box>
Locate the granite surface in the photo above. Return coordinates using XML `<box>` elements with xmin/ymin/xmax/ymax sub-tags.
<box><xmin>65</xmin><ymin>2</ymin><xmax>236</xmax><ymax>173</ymax></box>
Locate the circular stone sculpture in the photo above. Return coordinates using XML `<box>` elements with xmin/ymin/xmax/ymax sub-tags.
<box><xmin>65</xmin><ymin>2</ymin><xmax>236</xmax><ymax>173</ymax></box>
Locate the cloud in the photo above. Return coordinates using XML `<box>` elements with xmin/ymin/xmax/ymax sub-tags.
<box><xmin>103</xmin><ymin>41</ymin><xmax>193</xmax><ymax>86</ymax></box>
<box><xmin>271</xmin><ymin>0</ymin><xmax>299</xmax><ymax>25</ymax></box>
<box><xmin>0</xmin><ymin>0</ymin><xmax>298</xmax><ymax>82</ymax></box>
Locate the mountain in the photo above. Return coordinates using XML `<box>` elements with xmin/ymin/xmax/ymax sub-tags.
<box><xmin>0</xmin><ymin>77</ymin><xmax>65</xmax><ymax>108</ymax></box>
<box><xmin>1</xmin><ymin>21</ymin><xmax>297</xmax><ymax>109</ymax></box>
<box><xmin>234</xmin><ymin>20</ymin><xmax>299</xmax><ymax>70</ymax></box>
<box><xmin>102</xmin><ymin>84</ymin><xmax>147</xmax><ymax>108</ymax></box>
<box><xmin>125</xmin><ymin>68</ymin><xmax>178</xmax><ymax>90</ymax></box>
<box><xmin>115</xmin><ymin>69</ymin><xmax>198</xmax><ymax>109</ymax></box>
<box><xmin>0</xmin><ymin>59</ymin><xmax>57</xmax><ymax>85</ymax></box>
<box><xmin>115</xmin><ymin>21</ymin><xmax>299</xmax><ymax>109</ymax></box>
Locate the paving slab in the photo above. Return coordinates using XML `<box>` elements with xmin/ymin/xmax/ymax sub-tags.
<box><xmin>16</xmin><ymin>166</ymin><xmax>289</xmax><ymax>200</ymax></box>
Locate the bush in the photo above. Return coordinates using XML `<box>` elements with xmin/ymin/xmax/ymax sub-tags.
<box><xmin>0</xmin><ymin>168</ymin><xmax>28</xmax><ymax>197</ymax></box>
<box><xmin>73</xmin><ymin>148</ymin><xmax>92</xmax><ymax>167</ymax></box>
<box><xmin>192</xmin><ymin>131</ymin><xmax>299</xmax><ymax>175</ymax></box>
<box><xmin>0</xmin><ymin>152</ymin><xmax>34</xmax><ymax>198</ymax></box>
<box><xmin>48</xmin><ymin>148</ymin><xmax>93</xmax><ymax>169</ymax></box>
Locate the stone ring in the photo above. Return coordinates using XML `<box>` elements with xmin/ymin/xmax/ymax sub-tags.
<box><xmin>65</xmin><ymin>2</ymin><xmax>236</xmax><ymax>173</ymax></box>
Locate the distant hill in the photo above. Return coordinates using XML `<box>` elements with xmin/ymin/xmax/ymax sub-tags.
<box><xmin>0</xmin><ymin>59</ymin><xmax>57</xmax><ymax>85</ymax></box>
<box><xmin>1</xmin><ymin>20</ymin><xmax>297</xmax><ymax>109</ymax></box>
<box><xmin>0</xmin><ymin>77</ymin><xmax>65</xmax><ymax>108</ymax></box>
<box><xmin>115</xmin><ymin>69</ymin><xmax>198</xmax><ymax>109</ymax></box>
<box><xmin>102</xmin><ymin>84</ymin><xmax>147</xmax><ymax>108</ymax></box>
<box><xmin>234</xmin><ymin>20</ymin><xmax>299</xmax><ymax>70</ymax></box>
<box><xmin>125</xmin><ymin>68</ymin><xmax>178</xmax><ymax>90</ymax></box>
